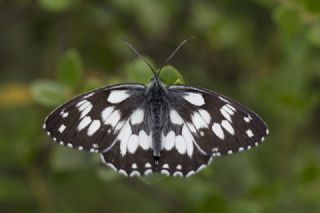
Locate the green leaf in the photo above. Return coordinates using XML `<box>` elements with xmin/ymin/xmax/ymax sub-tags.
<box><xmin>159</xmin><ymin>65</ymin><xmax>184</xmax><ymax>84</ymax></box>
<box><xmin>307</xmin><ymin>24</ymin><xmax>320</xmax><ymax>47</ymax></box>
<box><xmin>57</xmin><ymin>49</ymin><xmax>83</xmax><ymax>87</ymax></box>
<box><xmin>125</xmin><ymin>58</ymin><xmax>154</xmax><ymax>84</ymax></box>
<box><xmin>304</xmin><ymin>0</ymin><xmax>320</xmax><ymax>14</ymax></box>
<box><xmin>38</xmin><ymin>0</ymin><xmax>72</xmax><ymax>12</ymax></box>
<box><xmin>51</xmin><ymin>148</ymin><xmax>94</xmax><ymax>171</ymax></box>
<box><xmin>29</xmin><ymin>79</ymin><xmax>70</xmax><ymax>107</ymax></box>
<box><xmin>0</xmin><ymin>176</ymin><xmax>29</xmax><ymax>202</ymax></box>
<box><xmin>273</xmin><ymin>6</ymin><xmax>303</xmax><ymax>35</ymax></box>
<box><xmin>139</xmin><ymin>174</ymin><xmax>167</xmax><ymax>184</ymax></box>
<box><xmin>96</xmin><ymin>168</ymin><xmax>120</xmax><ymax>182</ymax></box>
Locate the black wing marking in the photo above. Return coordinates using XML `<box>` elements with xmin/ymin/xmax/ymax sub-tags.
<box><xmin>43</xmin><ymin>83</ymin><xmax>147</xmax><ymax>153</ymax></box>
<box><xmin>166</xmin><ymin>84</ymin><xmax>269</xmax><ymax>157</ymax></box>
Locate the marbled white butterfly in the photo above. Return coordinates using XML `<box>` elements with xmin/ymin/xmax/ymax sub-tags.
<box><xmin>43</xmin><ymin>39</ymin><xmax>269</xmax><ymax>177</ymax></box>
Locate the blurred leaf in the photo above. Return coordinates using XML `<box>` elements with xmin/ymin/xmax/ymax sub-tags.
<box><xmin>273</xmin><ymin>6</ymin><xmax>303</xmax><ymax>34</ymax></box>
<box><xmin>57</xmin><ymin>49</ymin><xmax>84</xmax><ymax>87</ymax></box>
<box><xmin>139</xmin><ymin>174</ymin><xmax>167</xmax><ymax>184</ymax></box>
<box><xmin>307</xmin><ymin>23</ymin><xmax>320</xmax><ymax>47</ymax></box>
<box><xmin>30</xmin><ymin>79</ymin><xmax>70</xmax><ymax>106</ymax></box>
<box><xmin>96</xmin><ymin>168</ymin><xmax>120</xmax><ymax>182</ymax></box>
<box><xmin>229</xmin><ymin>200</ymin><xmax>262</xmax><ymax>213</ymax></box>
<box><xmin>159</xmin><ymin>65</ymin><xmax>184</xmax><ymax>84</ymax></box>
<box><xmin>125</xmin><ymin>58</ymin><xmax>154</xmax><ymax>84</ymax></box>
<box><xmin>38</xmin><ymin>0</ymin><xmax>72</xmax><ymax>12</ymax></box>
<box><xmin>304</xmin><ymin>0</ymin><xmax>320</xmax><ymax>13</ymax></box>
<box><xmin>51</xmin><ymin>148</ymin><xmax>94</xmax><ymax>171</ymax></box>
<box><xmin>0</xmin><ymin>176</ymin><xmax>29</xmax><ymax>202</ymax></box>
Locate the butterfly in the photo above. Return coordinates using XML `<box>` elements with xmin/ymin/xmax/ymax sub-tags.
<box><xmin>43</xmin><ymin>39</ymin><xmax>268</xmax><ymax>177</ymax></box>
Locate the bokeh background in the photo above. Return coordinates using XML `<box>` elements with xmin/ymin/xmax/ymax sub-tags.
<box><xmin>1</xmin><ymin>0</ymin><xmax>320</xmax><ymax>212</ymax></box>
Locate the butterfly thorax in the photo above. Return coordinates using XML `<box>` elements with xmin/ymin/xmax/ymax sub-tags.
<box><xmin>146</xmin><ymin>76</ymin><xmax>169</xmax><ymax>159</ymax></box>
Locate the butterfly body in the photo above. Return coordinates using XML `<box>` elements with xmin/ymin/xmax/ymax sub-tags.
<box><xmin>44</xmin><ymin>72</ymin><xmax>268</xmax><ymax>177</ymax></box>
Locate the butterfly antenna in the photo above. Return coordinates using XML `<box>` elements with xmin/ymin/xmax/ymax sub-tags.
<box><xmin>120</xmin><ymin>39</ymin><xmax>156</xmax><ymax>75</ymax></box>
<box><xmin>157</xmin><ymin>36</ymin><xmax>195</xmax><ymax>75</ymax></box>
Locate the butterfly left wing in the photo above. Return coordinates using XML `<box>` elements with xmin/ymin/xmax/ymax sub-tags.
<box><xmin>157</xmin><ymin>84</ymin><xmax>269</xmax><ymax>177</ymax></box>
<box><xmin>43</xmin><ymin>83</ymin><xmax>148</xmax><ymax>153</ymax></box>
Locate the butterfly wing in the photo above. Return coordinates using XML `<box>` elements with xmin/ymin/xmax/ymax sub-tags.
<box><xmin>157</xmin><ymin>84</ymin><xmax>269</xmax><ymax>176</ymax></box>
<box><xmin>44</xmin><ymin>84</ymin><xmax>145</xmax><ymax>151</ymax></box>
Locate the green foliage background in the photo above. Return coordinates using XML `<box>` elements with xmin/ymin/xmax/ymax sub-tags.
<box><xmin>1</xmin><ymin>0</ymin><xmax>320</xmax><ymax>212</ymax></box>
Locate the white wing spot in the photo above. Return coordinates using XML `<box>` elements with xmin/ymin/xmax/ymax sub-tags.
<box><xmin>59</xmin><ymin>141</ymin><xmax>64</xmax><ymax>145</ymax></box>
<box><xmin>83</xmin><ymin>92</ymin><xmax>94</xmax><ymax>99</ymax></box>
<box><xmin>191</xmin><ymin>112</ymin><xmax>208</xmax><ymax>130</ymax></box>
<box><xmin>196</xmin><ymin>164</ymin><xmax>207</xmax><ymax>173</ymax></box>
<box><xmin>162</xmin><ymin>164</ymin><xmax>169</xmax><ymax>169</ymax></box>
<box><xmin>220</xmin><ymin>107</ymin><xmax>232</xmax><ymax>122</ymax></box>
<box><xmin>58</xmin><ymin>124</ymin><xmax>66</xmax><ymax>133</ymax></box>
<box><xmin>101</xmin><ymin>107</ymin><xmax>114</xmax><ymax>123</ymax></box>
<box><xmin>145</xmin><ymin>163</ymin><xmax>151</xmax><ymax>168</ymax></box>
<box><xmin>164</xmin><ymin>131</ymin><xmax>175</xmax><ymax>151</ymax></box>
<box><xmin>198</xmin><ymin>109</ymin><xmax>211</xmax><ymax>124</ymax></box>
<box><xmin>246</xmin><ymin>129</ymin><xmax>254</xmax><ymax>138</ymax></box>
<box><xmin>173</xmin><ymin>171</ymin><xmax>183</xmax><ymax>177</ymax></box>
<box><xmin>176</xmin><ymin>165</ymin><xmax>182</xmax><ymax>170</ymax></box>
<box><xmin>183</xmin><ymin>92</ymin><xmax>205</xmax><ymax>106</ymax></box>
<box><xmin>105</xmin><ymin>110</ymin><xmax>121</xmax><ymax>128</ymax></box>
<box><xmin>139</xmin><ymin>130</ymin><xmax>151</xmax><ymax>150</ymax></box>
<box><xmin>226</xmin><ymin>104</ymin><xmax>236</xmax><ymax>112</ymax></box>
<box><xmin>244</xmin><ymin>116</ymin><xmax>250</xmax><ymax>123</ymax></box>
<box><xmin>239</xmin><ymin>147</ymin><xmax>244</xmax><ymax>152</ymax></box>
<box><xmin>186</xmin><ymin>122</ymin><xmax>197</xmax><ymax>133</ymax></box>
<box><xmin>78</xmin><ymin>146</ymin><xmax>83</xmax><ymax>150</ymax></box>
<box><xmin>186</xmin><ymin>171</ymin><xmax>195</xmax><ymax>177</ymax></box>
<box><xmin>118</xmin><ymin>169</ymin><xmax>128</xmax><ymax>176</ymax></box>
<box><xmin>170</xmin><ymin>110</ymin><xmax>184</xmax><ymax>125</ymax></box>
<box><xmin>132</xmin><ymin>163</ymin><xmax>137</xmax><ymax>169</ymax></box>
<box><xmin>127</xmin><ymin>135</ymin><xmax>139</xmax><ymax>154</ymax></box>
<box><xmin>119</xmin><ymin>122</ymin><xmax>132</xmax><ymax>156</ymax></box>
<box><xmin>228</xmin><ymin>150</ymin><xmax>233</xmax><ymax>154</ymax></box>
<box><xmin>212</xmin><ymin>123</ymin><xmax>225</xmax><ymax>139</ymax></box>
<box><xmin>131</xmin><ymin>109</ymin><xmax>144</xmax><ymax>124</ymax></box>
<box><xmin>78</xmin><ymin>116</ymin><xmax>92</xmax><ymax>131</ymax></box>
<box><xmin>219</xmin><ymin>96</ymin><xmax>229</xmax><ymax>103</ymax></box>
<box><xmin>106</xmin><ymin>163</ymin><xmax>117</xmax><ymax>171</ymax></box>
<box><xmin>107</xmin><ymin>90</ymin><xmax>130</xmax><ymax>104</ymax></box>
<box><xmin>175</xmin><ymin>135</ymin><xmax>187</xmax><ymax>154</ymax></box>
<box><xmin>67</xmin><ymin>143</ymin><xmax>73</xmax><ymax>148</ymax></box>
<box><xmin>221</xmin><ymin>120</ymin><xmax>234</xmax><ymax>135</ymax></box>
<box><xmin>161</xmin><ymin>170</ymin><xmax>170</xmax><ymax>176</ymax></box>
<box><xmin>222</xmin><ymin>105</ymin><xmax>234</xmax><ymax>115</ymax></box>
<box><xmin>130</xmin><ymin>171</ymin><xmax>140</xmax><ymax>177</ymax></box>
<box><xmin>61</xmin><ymin>112</ymin><xmax>69</xmax><ymax>118</ymax></box>
<box><xmin>87</xmin><ymin>120</ymin><xmax>101</xmax><ymax>136</ymax></box>
<box><xmin>80</xmin><ymin>103</ymin><xmax>93</xmax><ymax>118</ymax></box>
<box><xmin>144</xmin><ymin>169</ymin><xmax>152</xmax><ymax>175</ymax></box>
<box><xmin>182</xmin><ymin>125</ymin><xmax>194</xmax><ymax>157</ymax></box>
